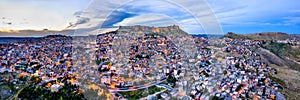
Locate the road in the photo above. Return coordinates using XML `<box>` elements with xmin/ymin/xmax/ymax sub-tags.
<box><xmin>108</xmin><ymin>77</ymin><xmax>167</xmax><ymax>92</ymax></box>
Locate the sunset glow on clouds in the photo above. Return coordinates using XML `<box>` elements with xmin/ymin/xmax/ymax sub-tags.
<box><xmin>0</xmin><ymin>0</ymin><xmax>92</xmax><ymax>31</ymax></box>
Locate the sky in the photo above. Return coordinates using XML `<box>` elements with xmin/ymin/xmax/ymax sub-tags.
<box><xmin>1</xmin><ymin>0</ymin><xmax>300</xmax><ymax>36</ymax></box>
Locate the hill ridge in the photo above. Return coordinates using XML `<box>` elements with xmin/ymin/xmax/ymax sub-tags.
<box><xmin>117</xmin><ymin>25</ymin><xmax>188</xmax><ymax>35</ymax></box>
<box><xmin>223</xmin><ymin>32</ymin><xmax>296</xmax><ymax>40</ymax></box>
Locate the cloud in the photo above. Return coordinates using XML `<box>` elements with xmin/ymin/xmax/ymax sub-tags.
<box><xmin>207</xmin><ymin>0</ymin><xmax>300</xmax><ymax>26</ymax></box>
<box><xmin>113</xmin><ymin>14</ymin><xmax>177</xmax><ymax>27</ymax></box>
<box><xmin>1</xmin><ymin>0</ymin><xmax>219</xmax><ymax>35</ymax></box>
<box><xmin>283</xmin><ymin>17</ymin><xmax>300</xmax><ymax>25</ymax></box>
<box><xmin>101</xmin><ymin>10</ymin><xmax>137</xmax><ymax>28</ymax></box>
<box><xmin>66</xmin><ymin>16</ymin><xmax>90</xmax><ymax>28</ymax></box>
<box><xmin>0</xmin><ymin>0</ymin><xmax>91</xmax><ymax>31</ymax></box>
<box><xmin>84</xmin><ymin>0</ymin><xmax>222</xmax><ymax>34</ymax></box>
<box><xmin>291</xmin><ymin>10</ymin><xmax>300</xmax><ymax>13</ymax></box>
<box><xmin>177</xmin><ymin>18</ymin><xmax>204</xmax><ymax>34</ymax></box>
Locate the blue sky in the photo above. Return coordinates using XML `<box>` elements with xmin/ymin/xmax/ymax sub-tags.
<box><xmin>1</xmin><ymin>0</ymin><xmax>300</xmax><ymax>35</ymax></box>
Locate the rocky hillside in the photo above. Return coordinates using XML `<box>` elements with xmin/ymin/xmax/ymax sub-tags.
<box><xmin>222</xmin><ymin>32</ymin><xmax>250</xmax><ymax>39</ymax></box>
<box><xmin>222</xmin><ymin>32</ymin><xmax>296</xmax><ymax>40</ymax></box>
<box><xmin>117</xmin><ymin>25</ymin><xmax>188</xmax><ymax>35</ymax></box>
<box><xmin>245</xmin><ymin>32</ymin><xmax>295</xmax><ymax>40</ymax></box>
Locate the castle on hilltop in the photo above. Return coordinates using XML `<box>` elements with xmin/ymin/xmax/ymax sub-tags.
<box><xmin>118</xmin><ymin>25</ymin><xmax>186</xmax><ymax>35</ymax></box>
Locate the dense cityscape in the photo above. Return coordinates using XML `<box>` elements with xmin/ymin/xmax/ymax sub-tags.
<box><xmin>1</xmin><ymin>25</ymin><xmax>299</xmax><ymax>99</ymax></box>
<box><xmin>1</xmin><ymin>0</ymin><xmax>300</xmax><ymax>99</ymax></box>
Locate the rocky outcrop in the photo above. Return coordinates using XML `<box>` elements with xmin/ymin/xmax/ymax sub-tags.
<box><xmin>117</xmin><ymin>25</ymin><xmax>188</xmax><ymax>35</ymax></box>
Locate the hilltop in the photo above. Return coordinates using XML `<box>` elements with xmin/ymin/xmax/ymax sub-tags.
<box><xmin>116</xmin><ymin>25</ymin><xmax>188</xmax><ymax>35</ymax></box>
<box><xmin>222</xmin><ymin>32</ymin><xmax>297</xmax><ymax>40</ymax></box>
<box><xmin>222</xmin><ymin>32</ymin><xmax>251</xmax><ymax>40</ymax></box>
<box><xmin>245</xmin><ymin>32</ymin><xmax>295</xmax><ymax>40</ymax></box>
